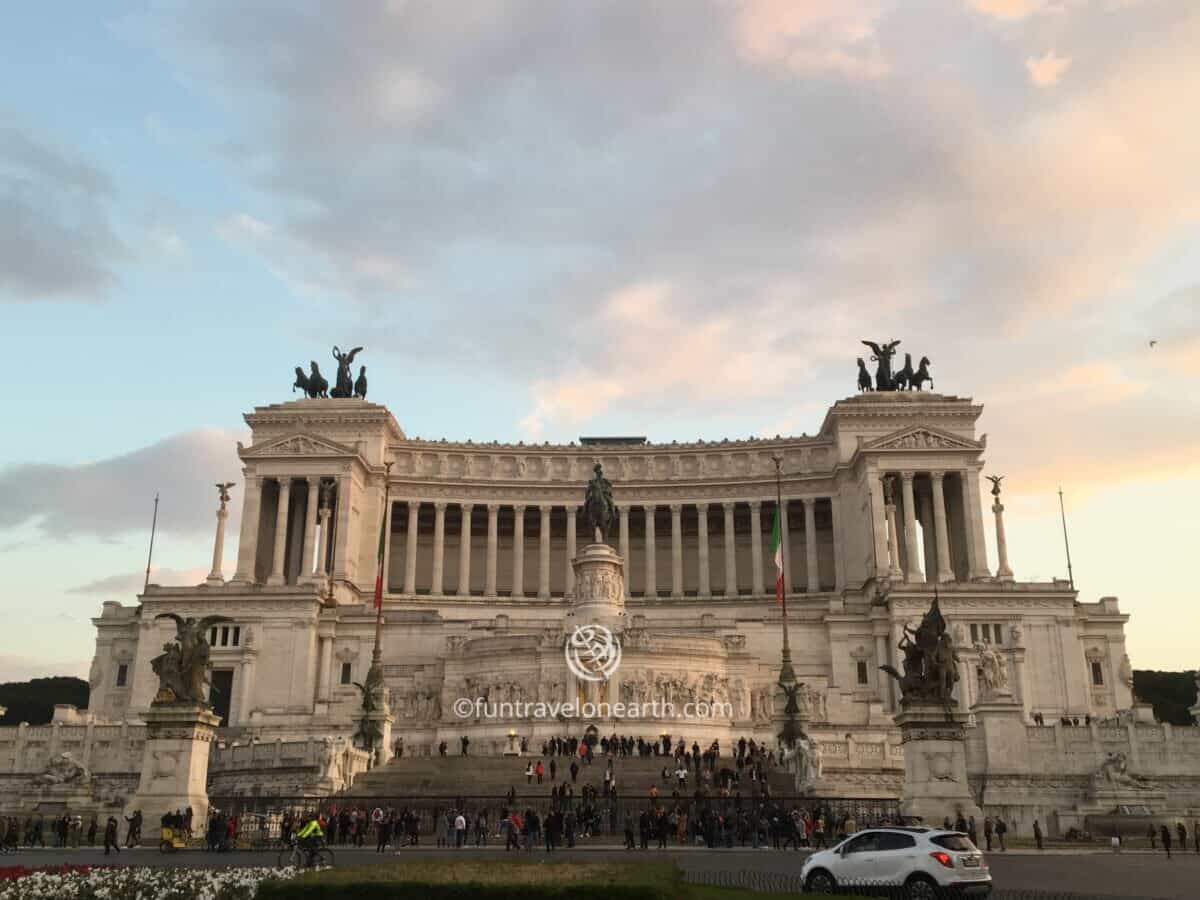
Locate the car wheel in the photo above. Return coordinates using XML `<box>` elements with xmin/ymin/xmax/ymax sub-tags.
<box><xmin>805</xmin><ymin>869</ymin><xmax>837</xmax><ymax>894</ymax></box>
<box><xmin>905</xmin><ymin>873</ymin><xmax>940</xmax><ymax>900</ymax></box>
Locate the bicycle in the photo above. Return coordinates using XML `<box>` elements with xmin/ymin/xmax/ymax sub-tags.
<box><xmin>277</xmin><ymin>836</ymin><xmax>334</xmax><ymax>869</ymax></box>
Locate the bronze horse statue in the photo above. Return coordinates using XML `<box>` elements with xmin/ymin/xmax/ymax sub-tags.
<box><xmin>856</xmin><ymin>358</ymin><xmax>873</xmax><ymax>392</ymax></box>
<box><xmin>892</xmin><ymin>353</ymin><xmax>915</xmax><ymax>390</ymax></box>
<box><xmin>582</xmin><ymin>464</ymin><xmax>616</xmax><ymax>542</ymax></box>
<box><xmin>909</xmin><ymin>356</ymin><xmax>933</xmax><ymax>391</ymax></box>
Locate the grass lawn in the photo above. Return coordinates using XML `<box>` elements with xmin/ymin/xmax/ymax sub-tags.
<box><xmin>256</xmin><ymin>858</ymin><xmax>863</xmax><ymax>899</ymax></box>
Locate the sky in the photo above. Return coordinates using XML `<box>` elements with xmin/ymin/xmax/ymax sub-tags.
<box><xmin>2</xmin><ymin>0</ymin><xmax>1198</xmax><ymax>681</ymax></box>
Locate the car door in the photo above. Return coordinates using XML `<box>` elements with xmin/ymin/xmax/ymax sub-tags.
<box><xmin>835</xmin><ymin>831</ymin><xmax>882</xmax><ymax>885</ymax></box>
<box><xmin>872</xmin><ymin>830</ymin><xmax>919</xmax><ymax>884</ymax></box>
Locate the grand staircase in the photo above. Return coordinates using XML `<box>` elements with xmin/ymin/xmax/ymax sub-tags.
<box><xmin>344</xmin><ymin>752</ymin><xmax>794</xmax><ymax>798</ymax></box>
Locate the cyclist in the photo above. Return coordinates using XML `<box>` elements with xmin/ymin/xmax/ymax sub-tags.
<box><xmin>296</xmin><ymin>814</ymin><xmax>325</xmax><ymax>862</ymax></box>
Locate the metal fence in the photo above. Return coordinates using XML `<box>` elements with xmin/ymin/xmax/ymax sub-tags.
<box><xmin>206</xmin><ymin>793</ymin><xmax>900</xmax><ymax>847</ymax></box>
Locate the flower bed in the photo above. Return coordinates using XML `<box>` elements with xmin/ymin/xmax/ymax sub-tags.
<box><xmin>0</xmin><ymin>865</ymin><xmax>299</xmax><ymax>899</ymax></box>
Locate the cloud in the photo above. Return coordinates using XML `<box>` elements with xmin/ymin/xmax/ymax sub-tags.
<box><xmin>1026</xmin><ymin>50</ymin><xmax>1071</xmax><ymax>86</ymax></box>
<box><xmin>0</xmin><ymin>655</ymin><xmax>90</xmax><ymax>683</ymax></box>
<box><xmin>0</xmin><ymin>126</ymin><xmax>126</xmax><ymax>301</ymax></box>
<box><xmin>969</xmin><ymin>0</ymin><xmax>1051</xmax><ymax>21</ymax></box>
<box><xmin>0</xmin><ymin>428</ymin><xmax>246</xmax><ymax>540</ymax></box>
<box><xmin>68</xmin><ymin>567</ymin><xmax>212</xmax><ymax>595</ymax></box>
<box><xmin>731</xmin><ymin>0</ymin><xmax>890</xmax><ymax>80</ymax></box>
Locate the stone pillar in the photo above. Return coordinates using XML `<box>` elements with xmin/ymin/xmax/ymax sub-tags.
<box><xmin>512</xmin><ymin>505</ymin><xmax>525</xmax><ymax>597</ymax></box>
<box><xmin>992</xmin><ymin>488</ymin><xmax>1014</xmax><ymax>582</ymax></box>
<box><xmin>127</xmin><ymin>704</ymin><xmax>221</xmax><ymax>837</ymax></box>
<box><xmin>723</xmin><ymin>502</ymin><xmax>738</xmax><ymax>596</ymax></box>
<box><xmin>332</xmin><ymin>474</ymin><xmax>353</xmax><ymax>581</ymax></box>
<box><xmin>670</xmin><ymin>504</ymin><xmax>683</xmax><ymax>597</ymax></box>
<box><xmin>931</xmin><ymin>472</ymin><xmax>954</xmax><ymax>583</ymax></box>
<box><xmin>431</xmin><ymin>502</ymin><xmax>447</xmax><ymax>596</ymax></box>
<box><xmin>565</xmin><ymin>505</ymin><xmax>578</xmax><ymax>594</ymax></box>
<box><xmin>749</xmin><ymin>501</ymin><xmax>764</xmax><ymax>594</ymax></box>
<box><xmin>458</xmin><ymin>504</ymin><xmax>474</xmax><ymax>596</ymax></box>
<box><xmin>238</xmin><ymin>652</ymin><xmax>256</xmax><ymax>725</ymax></box>
<box><xmin>874</xmin><ymin>632</ymin><xmax>890</xmax><ymax>707</ymax></box>
<box><xmin>316</xmin><ymin>635</ymin><xmax>333</xmax><ymax>703</ymax></box>
<box><xmin>643</xmin><ymin>504</ymin><xmax>657</xmax><ymax>597</ymax></box>
<box><xmin>867</xmin><ymin>470</ymin><xmax>890</xmax><ymax>579</ymax></box>
<box><xmin>962</xmin><ymin>469</ymin><xmax>991</xmax><ymax>580</ymax></box>
<box><xmin>298</xmin><ymin>477</ymin><xmax>320</xmax><ymax>582</ymax></box>
<box><xmin>315</xmin><ymin>488</ymin><xmax>332</xmax><ymax>580</ymax></box>
<box><xmin>486</xmin><ymin>504</ymin><xmax>499</xmax><ymax>596</ymax></box>
<box><xmin>267</xmin><ymin>477</ymin><xmax>292</xmax><ymax>585</ymax></box>
<box><xmin>830</xmin><ymin>494</ymin><xmax>845</xmax><ymax>591</ymax></box>
<box><xmin>804</xmin><ymin>498</ymin><xmax>820</xmax><ymax>593</ymax></box>
<box><xmin>206</xmin><ymin>488</ymin><xmax>231</xmax><ymax>586</ymax></box>
<box><xmin>232</xmin><ymin>474</ymin><xmax>262</xmax><ymax>584</ymax></box>
<box><xmin>895</xmin><ymin>703</ymin><xmax>981</xmax><ymax>824</ymax></box>
<box><xmin>403</xmin><ymin>502</ymin><xmax>420</xmax><ymax>594</ymax></box>
<box><xmin>883</xmin><ymin>477</ymin><xmax>903</xmax><ymax>578</ymax></box>
<box><xmin>539</xmin><ymin>505</ymin><xmax>552</xmax><ymax>599</ymax></box>
<box><xmin>900</xmin><ymin>472</ymin><xmax>923</xmax><ymax>583</ymax></box>
<box><xmin>618</xmin><ymin>505</ymin><xmax>630</xmax><ymax>597</ymax></box>
<box><xmin>696</xmin><ymin>503</ymin><xmax>710</xmax><ymax>596</ymax></box>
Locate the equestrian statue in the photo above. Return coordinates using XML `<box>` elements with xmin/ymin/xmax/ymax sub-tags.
<box><xmin>582</xmin><ymin>464</ymin><xmax>616</xmax><ymax>543</ymax></box>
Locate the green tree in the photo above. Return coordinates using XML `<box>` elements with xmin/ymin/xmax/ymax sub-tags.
<box><xmin>0</xmin><ymin>677</ymin><xmax>89</xmax><ymax>725</ymax></box>
<box><xmin>1132</xmin><ymin>670</ymin><xmax>1197</xmax><ymax>726</ymax></box>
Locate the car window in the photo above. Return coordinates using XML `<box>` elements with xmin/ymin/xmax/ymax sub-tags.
<box><xmin>932</xmin><ymin>834</ymin><xmax>976</xmax><ymax>851</ymax></box>
<box><xmin>842</xmin><ymin>832</ymin><xmax>880</xmax><ymax>854</ymax></box>
<box><xmin>876</xmin><ymin>832</ymin><xmax>917</xmax><ymax>851</ymax></box>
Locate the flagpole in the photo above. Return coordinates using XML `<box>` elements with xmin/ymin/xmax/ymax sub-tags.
<box><xmin>1058</xmin><ymin>486</ymin><xmax>1075</xmax><ymax>590</ymax></box>
<box><xmin>372</xmin><ymin>462</ymin><xmax>393</xmax><ymax>661</ymax></box>
<box><xmin>772</xmin><ymin>456</ymin><xmax>795</xmax><ymax>687</ymax></box>
<box><xmin>143</xmin><ymin>492</ymin><xmax>159</xmax><ymax>593</ymax></box>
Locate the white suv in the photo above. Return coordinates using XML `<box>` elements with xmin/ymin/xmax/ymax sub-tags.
<box><xmin>800</xmin><ymin>827</ymin><xmax>992</xmax><ymax>898</ymax></box>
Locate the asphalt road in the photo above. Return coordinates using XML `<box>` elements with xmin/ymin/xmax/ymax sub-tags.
<box><xmin>2</xmin><ymin>845</ymin><xmax>1197</xmax><ymax>898</ymax></box>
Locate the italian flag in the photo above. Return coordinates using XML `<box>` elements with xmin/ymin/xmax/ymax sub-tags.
<box><xmin>770</xmin><ymin>505</ymin><xmax>784</xmax><ymax>604</ymax></box>
<box><xmin>373</xmin><ymin>498</ymin><xmax>388</xmax><ymax>610</ymax></box>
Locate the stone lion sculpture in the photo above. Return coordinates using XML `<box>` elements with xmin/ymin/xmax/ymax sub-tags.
<box><xmin>34</xmin><ymin>752</ymin><xmax>90</xmax><ymax>786</ymax></box>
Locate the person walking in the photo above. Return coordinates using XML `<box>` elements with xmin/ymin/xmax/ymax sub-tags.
<box><xmin>983</xmin><ymin>816</ymin><xmax>993</xmax><ymax>851</ymax></box>
<box><xmin>1160</xmin><ymin>824</ymin><xmax>1172</xmax><ymax>859</ymax></box>
<box><xmin>1148</xmin><ymin>824</ymin><xmax>1157</xmax><ymax>849</ymax></box>
<box><xmin>375</xmin><ymin>813</ymin><xmax>392</xmax><ymax>853</ymax></box>
<box><xmin>1193</xmin><ymin>819</ymin><xmax>1199</xmax><ymax>854</ymax></box>
<box><xmin>1033</xmin><ymin>819</ymin><xmax>1044</xmax><ymax>851</ymax></box>
<box><xmin>995</xmin><ymin>817</ymin><xmax>1007</xmax><ymax>852</ymax></box>
<box><xmin>1177</xmin><ymin>823</ymin><xmax>1187</xmax><ymax>855</ymax></box>
<box><xmin>103</xmin><ymin>816</ymin><xmax>120</xmax><ymax>856</ymax></box>
<box><xmin>623</xmin><ymin>813</ymin><xmax>635</xmax><ymax>850</ymax></box>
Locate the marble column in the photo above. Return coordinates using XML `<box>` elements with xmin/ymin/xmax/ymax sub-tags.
<box><xmin>670</xmin><ymin>504</ymin><xmax>683</xmax><ymax>597</ymax></box>
<box><xmin>431</xmin><ymin>502</ymin><xmax>447</xmax><ymax>596</ymax></box>
<box><xmin>618</xmin><ymin>505</ymin><xmax>630</xmax><ymax>598</ymax></box>
<box><xmin>458</xmin><ymin>504</ymin><xmax>473</xmax><ymax>596</ymax></box>
<box><xmin>512</xmin><ymin>505</ymin><xmax>525</xmax><ymax>597</ymax></box>
<box><xmin>867</xmin><ymin>470</ymin><xmax>890</xmax><ymax>579</ymax></box>
<box><xmin>749</xmin><ymin>501</ymin><xmax>765</xmax><ymax>595</ymax></box>
<box><xmin>992</xmin><ymin>489</ymin><xmax>1014</xmax><ymax>581</ymax></box>
<box><xmin>316</xmin><ymin>636</ymin><xmax>333</xmax><ymax>703</ymax></box>
<box><xmin>874</xmin><ymin>632</ymin><xmax>890</xmax><ymax>707</ymax></box>
<box><xmin>565</xmin><ymin>505</ymin><xmax>577</xmax><ymax>595</ymax></box>
<box><xmin>315</xmin><ymin>497</ymin><xmax>332</xmax><ymax>579</ymax></box>
<box><xmin>267</xmin><ymin>477</ymin><xmax>292</xmax><ymax>585</ymax></box>
<box><xmin>298</xmin><ymin>477</ymin><xmax>321</xmax><ymax>582</ymax></box>
<box><xmin>804</xmin><ymin>497</ymin><xmax>820</xmax><ymax>593</ymax></box>
<box><xmin>539</xmin><ymin>505</ymin><xmax>552</xmax><ymax>599</ymax></box>
<box><xmin>232</xmin><ymin>474</ymin><xmax>262</xmax><ymax>584</ymax></box>
<box><xmin>962</xmin><ymin>469</ymin><xmax>991</xmax><ymax>580</ymax></box>
<box><xmin>830</xmin><ymin>494</ymin><xmax>845</xmax><ymax>592</ymax></box>
<box><xmin>486</xmin><ymin>504</ymin><xmax>499</xmax><ymax>596</ymax></box>
<box><xmin>332</xmin><ymin>474</ymin><xmax>352</xmax><ymax>580</ymax></box>
<box><xmin>403</xmin><ymin>502</ymin><xmax>419</xmax><ymax>594</ymax></box>
<box><xmin>206</xmin><ymin>489</ymin><xmax>231</xmax><ymax>586</ymax></box>
<box><xmin>883</xmin><ymin>476</ymin><xmax>903</xmax><ymax>578</ymax></box>
<box><xmin>930</xmin><ymin>472</ymin><xmax>954</xmax><ymax>583</ymax></box>
<box><xmin>723</xmin><ymin>502</ymin><xmax>738</xmax><ymax>596</ymax></box>
<box><xmin>900</xmin><ymin>472</ymin><xmax>923</xmax><ymax>583</ymax></box>
<box><xmin>696</xmin><ymin>503</ymin><xmax>710</xmax><ymax>596</ymax></box>
<box><xmin>644</xmin><ymin>505</ymin><xmax>657</xmax><ymax>598</ymax></box>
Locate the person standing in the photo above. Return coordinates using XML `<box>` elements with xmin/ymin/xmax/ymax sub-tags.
<box><xmin>983</xmin><ymin>816</ymin><xmax>993</xmax><ymax>851</ymax></box>
<box><xmin>1160</xmin><ymin>824</ymin><xmax>1172</xmax><ymax>859</ymax></box>
<box><xmin>1193</xmin><ymin>820</ymin><xmax>1199</xmax><ymax>854</ymax></box>
<box><xmin>1033</xmin><ymin>819</ymin><xmax>1043</xmax><ymax>851</ymax></box>
<box><xmin>103</xmin><ymin>816</ymin><xmax>119</xmax><ymax>856</ymax></box>
<box><xmin>1148</xmin><ymin>824</ymin><xmax>1157</xmax><ymax>849</ymax></box>
<box><xmin>375</xmin><ymin>813</ymin><xmax>392</xmax><ymax>853</ymax></box>
<box><xmin>1177</xmin><ymin>823</ymin><xmax>1187</xmax><ymax>855</ymax></box>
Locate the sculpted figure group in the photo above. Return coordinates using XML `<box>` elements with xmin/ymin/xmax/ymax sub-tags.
<box><xmin>857</xmin><ymin>339</ymin><xmax>933</xmax><ymax>392</ymax></box>
<box><xmin>150</xmin><ymin>613</ymin><xmax>231</xmax><ymax>706</ymax></box>
<box><xmin>292</xmin><ymin>345</ymin><xmax>369</xmax><ymax>400</ymax></box>
<box><xmin>880</xmin><ymin>596</ymin><xmax>960</xmax><ymax>706</ymax></box>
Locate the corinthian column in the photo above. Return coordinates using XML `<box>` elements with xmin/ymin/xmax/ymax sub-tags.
<box><xmin>267</xmin><ymin>477</ymin><xmax>292</xmax><ymax>585</ymax></box>
<box><xmin>618</xmin><ymin>505</ymin><xmax>630</xmax><ymax>597</ymax></box>
<box><xmin>749</xmin><ymin>501</ymin><xmax>764</xmax><ymax>595</ymax></box>
<box><xmin>992</xmin><ymin>480</ymin><xmax>1014</xmax><ymax>581</ymax></box>
<box><xmin>883</xmin><ymin>477</ymin><xmax>903</xmax><ymax>578</ymax></box>
<box><xmin>232</xmin><ymin>475</ymin><xmax>261</xmax><ymax>584</ymax></box>
<box><xmin>804</xmin><ymin>497</ymin><xmax>820</xmax><ymax>593</ymax></box>
<box><xmin>539</xmin><ymin>505</ymin><xmax>552</xmax><ymax>599</ymax></box>
<box><xmin>431</xmin><ymin>502</ymin><xmax>447</xmax><ymax>596</ymax></box>
<box><xmin>723</xmin><ymin>502</ymin><xmax>738</xmax><ymax>596</ymax></box>
<box><xmin>900</xmin><ymin>471</ymin><xmax>923</xmax><ymax>583</ymax></box>
<box><xmin>458</xmin><ymin>504</ymin><xmax>473</xmax><ymax>596</ymax></box>
<box><xmin>643</xmin><ymin>505</ymin><xmax>657</xmax><ymax>597</ymax></box>
<box><xmin>315</xmin><ymin>486</ymin><xmax>332</xmax><ymax>580</ymax></box>
<box><xmin>298</xmin><ymin>477</ymin><xmax>320</xmax><ymax>582</ymax></box>
<box><xmin>565</xmin><ymin>505</ymin><xmax>578</xmax><ymax>595</ymax></box>
<box><xmin>485</xmin><ymin>504</ymin><xmax>499</xmax><ymax>596</ymax></box>
<box><xmin>930</xmin><ymin>471</ymin><xmax>954</xmax><ymax>582</ymax></box>
<box><xmin>696</xmin><ymin>503</ymin><xmax>710</xmax><ymax>596</ymax></box>
<box><xmin>670</xmin><ymin>504</ymin><xmax>683</xmax><ymax>598</ymax></box>
<box><xmin>512</xmin><ymin>505</ymin><xmax>526</xmax><ymax>597</ymax></box>
<box><xmin>403</xmin><ymin>502</ymin><xmax>419</xmax><ymax>594</ymax></box>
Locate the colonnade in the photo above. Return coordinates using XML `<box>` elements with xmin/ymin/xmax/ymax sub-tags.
<box><xmin>231</xmin><ymin>475</ymin><xmax>340</xmax><ymax>586</ymax></box>
<box><xmin>388</xmin><ymin>497</ymin><xmax>842</xmax><ymax>599</ymax></box>
<box><xmin>877</xmin><ymin>469</ymin><xmax>989</xmax><ymax>583</ymax></box>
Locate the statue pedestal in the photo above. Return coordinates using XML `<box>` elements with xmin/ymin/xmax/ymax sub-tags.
<box><xmin>895</xmin><ymin>701</ymin><xmax>981</xmax><ymax>824</ymax></box>
<box><xmin>367</xmin><ymin>710</ymin><xmax>395</xmax><ymax>767</ymax></box>
<box><xmin>504</xmin><ymin>732</ymin><xmax>521</xmax><ymax>756</ymax></box>
<box><xmin>1132</xmin><ymin>701</ymin><xmax>1156</xmax><ymax>724</ymax></box>
<box><xmin>126</xmin><ymin>704</ymin><xmax>221</xmax><ymax>838</ymax></box>
<box><xmin>564</xmin><ymin>543</ymin><xmax>626</xmax><ymax>628</ymax></box>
